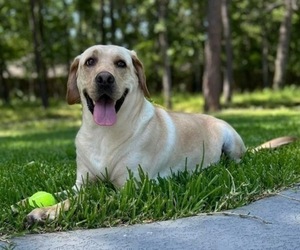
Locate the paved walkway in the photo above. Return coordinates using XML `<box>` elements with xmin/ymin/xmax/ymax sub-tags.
<box><xmin>2</xmin><ymin>185</ymin><xmax>300</xmax><ymax>250</ymax></box>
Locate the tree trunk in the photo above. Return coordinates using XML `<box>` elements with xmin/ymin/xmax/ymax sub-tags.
<box><xmin>262</xmin><ymin>2</ymin><xmax>283</xmax><ymax>88</ymax></box>
<box><xmin>262</xmin><ymin>28</ymin><xmax>269</xmax><ymax>88</ymax></box>
<box><xmin>157</xmin><ymin>0</ymin><xmax>172</xmax><ymax>109</ymax></box>
<box><xmin>110</xmin><ymin>0</ymin><xmax>115</xmax><ymax>44</ymax></box>
<box><xmin>0</xmin><ymin>61</ymin><xmax>9</xmax><ymax>105</ymax></box>
<box><xmin>203</xmin><ymin>0</ymin><xmax>222</xmax><ymax>112</ymax></box>
<box><xmin>192</xmin><ymin>1</ymin><xmax>203</xmax><ymax>92</ymax></box>
<box><xmin>29</xmin><ymin>0</ymin><xmax>48</xmax><ymax>108</ymax></box>
<box><xmin>63</xmin><ymin>0</ymin><xmax>71</xmax><ymax>71</ymax></box>
<box><xmin>272</xmin><ymin>0</ymin><xmax>294</xmax><ymax>89</ymax></box>
<box><xmin>221</xmin><ymin>0</ymin><xmax>233</xmax><ymax>104</ymax></box>
<box><xmin>100</xmin><ymin>0</ymin><xmax>106</xmax><ymax>44</ymax></box>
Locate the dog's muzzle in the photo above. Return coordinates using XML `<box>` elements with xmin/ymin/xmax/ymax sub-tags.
<box><xmin>83</xmin><ymin>72</ymin><xmax>129</xmax><ymax>126</ymax></box>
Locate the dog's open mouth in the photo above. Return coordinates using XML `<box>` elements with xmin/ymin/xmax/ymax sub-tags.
<box><xmin>84</xmin><ymin>89</ymin><xmax>129</xmax><ymax>126</ymax></box>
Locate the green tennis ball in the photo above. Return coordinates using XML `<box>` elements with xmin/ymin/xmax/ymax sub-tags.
<box><xmin>28</xmin><ymin>191</ymin><xmax>57</xmax><ymax>208</ymax></box>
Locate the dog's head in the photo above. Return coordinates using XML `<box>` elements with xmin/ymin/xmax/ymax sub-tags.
<box><xmin>66</xmin><ymin>45</ymin><xmax>150</xmax><ymax>126</ymax></box>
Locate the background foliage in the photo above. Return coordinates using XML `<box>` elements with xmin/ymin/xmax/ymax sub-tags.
<box><xmin>0</xmin><ymin>0</ymin><xmax>299</xmax><ymax>108</ymax></box>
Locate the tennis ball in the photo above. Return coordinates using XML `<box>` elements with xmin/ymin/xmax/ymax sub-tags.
<box><xmin>28</xmin><ymin>191</ymin><xmax>57</xmax><ymax>208</ymax></box>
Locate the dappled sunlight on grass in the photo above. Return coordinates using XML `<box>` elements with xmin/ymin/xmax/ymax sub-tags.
<box><xmin>230</xmin><ymin>86</ymin><xmax>300</xmax><ymax>108</ymax></box>
<box><xmin>0</xmin><ymin>101</ymin><xmax>81</xmax><ymax>123</ymax></box>
<box><xmin>0</xmin><ymin>103</ymin><xmax>82</xmax><ymax>137</ymax></box>
<box><xmin>216</xmin><ymin>109</ymin><xmax>300</xmax><ymax>146</ymax></box>
<box><xmin>152</xmin><ymin>85</ymin><xmax>300</xmax><ymax>113</ymax></box>
<box><xmin>0</xmin><ymin>119</ymin><xmax>81</xmax><ymax>137</ymax></box>
<box><xmin>151</xmin><ymin>93</ymin><xmax>203</xmax><ymax>113</ymax></box>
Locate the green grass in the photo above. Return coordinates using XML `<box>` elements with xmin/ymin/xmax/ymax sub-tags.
<box><xmin>1</xmin><ymin>87</ymin><xmax>300</xmax><ymax>239</ymax></box>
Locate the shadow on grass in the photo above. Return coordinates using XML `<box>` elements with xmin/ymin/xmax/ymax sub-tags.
<box><xmin>0</xmin><ymin>127</ymin><xmax>77</xmax><ymax>166</ymax></box>
<box><xmin>216</xmin><ymin>112</ymin><xmax>299</xmax><ymax>146</ymax></box>
<box><xmin>225</xmin><ymin>100</ymin><xmax>300</xmax><ymax>109</ymax></box>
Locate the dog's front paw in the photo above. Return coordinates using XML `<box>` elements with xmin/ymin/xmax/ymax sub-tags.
<box><xmin>26</xmin><ymin>206</ymin><xmax>58</xmax><ymax>225</ymax></box>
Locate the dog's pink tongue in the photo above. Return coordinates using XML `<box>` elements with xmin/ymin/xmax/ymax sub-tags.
<box><xmin>93</xmin><ymin>99</ymin><xmax>116</xmax><ymax>126</ymax></box>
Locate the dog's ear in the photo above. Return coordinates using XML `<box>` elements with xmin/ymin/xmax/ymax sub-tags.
<box><xmin>131</xmin><ymin>51</ymin><xmax>150</xmax><ymax>98</ymax></box>
<box><xmin>66</xmin><ymin>56</ymin><xmax>81</xmax><ymax>105</ymax></box>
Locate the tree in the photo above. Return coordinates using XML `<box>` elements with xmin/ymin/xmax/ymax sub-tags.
<box><xmin>221</xmin><ymin>0</ymin><xmax>233</xmax><ymax>104</ymax></box>
<box><xmin>156</xmin><ymin>0</ymin><xmax>172</xmax><ymax>109</ymax></box>
<box><xmin>260</xmin><ymin>2</ymin><xmax>282</xmax><ymax>88</ymax></box>
<box><xmin>273</xmin><ymin>0</ymin><xmax>294</xmax><ymax>89</ymax></box>
<box><xmin>202</xmin><ymin>0</ymin><xmax>222</xmax><ymax>112</ymax></box>
<box><xmin>2</xmin><ymin>0</ymin><xmax>300</xmax><ymax>105</ymax></box>
<box><xmin>261</xmin><ymin>9</ymin><xmax>270</xmax><ymax>88</ymax></box>
<box><xmin>100</xmin><ymin>0</ymin><xmax>117</xmax><ymax>44</ymax></box>
<box><xmin>0</xmin><ymin>56</ymin><xmax>9</xmax><ymax>105</ymax></box>
<box><xmin>29</xmin><ymin>0</ymin><xmax>48</xmax><ymax>108</ymax></box>
<box><xmin>0</xmin><ymin>0</ymin><xmax>30</xmax><ymax>104</ymax></box>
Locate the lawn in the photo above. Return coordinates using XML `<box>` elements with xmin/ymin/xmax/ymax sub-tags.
<box><xmin>0</xmin><ymin>87</ymin><xmax>300</xmax><ymax>239</ymax></box>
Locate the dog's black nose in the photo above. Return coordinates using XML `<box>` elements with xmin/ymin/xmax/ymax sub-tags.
<box><xmin>95</xmin><ymin>71</ymin><xmax>115</xmax><ymax>86</ymax></box>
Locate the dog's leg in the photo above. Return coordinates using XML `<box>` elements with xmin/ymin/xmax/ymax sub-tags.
<box><xmin>12</xmin><ymin>197</ymin><xmax>71</xmax><ymax>224</ymax></box>
<box><xmin>12</xmin><ymin>183</ymin><xmax>81</xmax><ymax>225</ymax></box>
<box><xmin>11</xmin><ymin>184</ymin><xmax>80</xmax><ymax>214</ymax></box>
<box><xmin>25</xmin><ymin>183</ymin><xmax>82</xmax><ymax>224</ymax></box>
<box><xmin>222</xmin><ymin>127</ymin><xmax>247</xmax><ymax>162</ymax></box>
<box><xmin>26</xmin><ymin>198</ymin><xmax>72</xmax><ymax>224</ymax></box>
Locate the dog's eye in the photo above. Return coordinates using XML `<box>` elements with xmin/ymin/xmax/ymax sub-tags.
<box><xmin>85</xmin><ymin>58</ymin><xmax>96</xmax><ymax>67</ymax></box>
<box><xmin>115</xmin><ymin>60</ymin><xmax>126</xmax><ymax>68</ymax></box>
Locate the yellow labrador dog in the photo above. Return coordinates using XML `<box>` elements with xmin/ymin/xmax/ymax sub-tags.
<box><xmin>26</xmin><ymin>45</ymin><xmax>295</xmax><ymax>223</ymax></box>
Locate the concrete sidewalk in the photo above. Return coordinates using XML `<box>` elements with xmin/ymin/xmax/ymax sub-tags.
<box><xmin>2</xmin><ymin>185</ymin><xmax>300</xmax><ymax>250</ymax></box>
